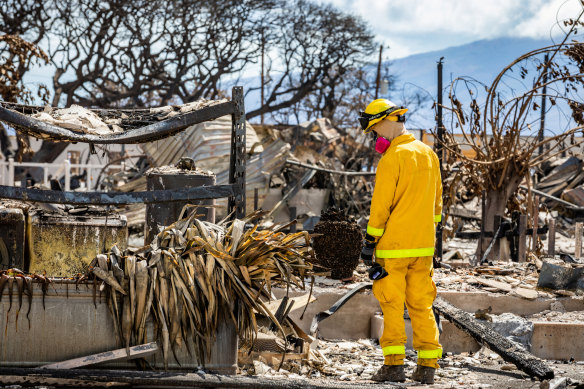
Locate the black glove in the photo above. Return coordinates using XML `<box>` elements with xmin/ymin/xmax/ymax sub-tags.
<box><xmin>360</xmin><ymin>233</ymin><xmax>376</xmax><ymax>266</ymax></box>
<box><xmin>368</xmin><ymin>262</ymin><xmax>388</xmax><ymax>280</ymax></box>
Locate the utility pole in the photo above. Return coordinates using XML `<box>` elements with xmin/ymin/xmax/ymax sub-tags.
<box><xmin>260</xmin><ymin>30</ymin><xmax>265</xmax><ymax>126</ymax></box>
<box><xmin>538</xmin><ymin>54</ymin><xmax>548</xmax><ymax>155</ymax></box>
<box><xmin>435</xmin><ymin>57</ymin><xmax>445</xmax><ymax>263</ymax></box>
<box><xmin>374</xmin><ymin>44</ymin><xmax>383</xmax><ymax>99</ymax></box>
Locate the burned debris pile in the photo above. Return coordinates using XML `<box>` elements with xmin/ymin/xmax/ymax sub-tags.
<box><xmin>312</xmin><ymin>209</ymin><xmax>363</xmax><ymax>280</ymax></box>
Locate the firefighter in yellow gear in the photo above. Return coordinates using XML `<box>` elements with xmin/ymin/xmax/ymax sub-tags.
<box><xmin>358</xmin><ymin>99</ymin><xmax>443</xmax><ymax>384</ymax></box>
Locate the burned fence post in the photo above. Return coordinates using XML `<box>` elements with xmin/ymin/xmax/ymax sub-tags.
<box><xmin>478</xmin><ymin>190</ymin><xmax>486</xmax><ymax>262</ymax></box>
<box><xmin>548</xmin><ymin>219</ymin><xmax>555</xmax><ymax>256</ymax></box>
<box><xmin>518</xmin><ymin>215</ymin><xmax>527</xmax><ymax>262</ymax></box>
<box><xmin>289</xmin><ymin>207</ymin><xmax>297</xmax><ymax>233</ymax></box>
<box><xmin>575</xmin><ymin>222</ymin><xmax>582</xmax><ymax>258</ymax></box>
<box><xmin>228</xmin><ymin>86</ymin><xmax>246</xmax><ymax>220</ymax></box>
<box><xmin>532</xmin><ymin>196</ymin><xmax>539</xmax><ymax>253</ymax></box>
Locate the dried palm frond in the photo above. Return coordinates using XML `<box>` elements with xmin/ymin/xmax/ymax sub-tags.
<box><xmin>89</xmin><ymin>207</ymin><xmax>315</xmax><ymax>368</ymax></box>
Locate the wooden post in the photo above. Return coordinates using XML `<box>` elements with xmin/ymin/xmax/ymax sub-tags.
<box><xmin>479</xmin><ymin>190</ymin><xmax>486</xmax><ymax>260</ymax></box>
<box><xmin>548</xmin><ymin>219</ymin><xmax>555</xmax><ymax>256</ymax></box>
<box><xmin>532</xmin><ymin>196</ymin><xmax>539</xmax><ymax>253</ymax></box>
<box><xmin>575</xmin><ymin>222</ymin><xmax>582</xmax><ymax>258</ymax></box>
<box><xmin>518</xmin><ymin>215</ymin><xmax>527</xmax><ymax>262</ymax></box>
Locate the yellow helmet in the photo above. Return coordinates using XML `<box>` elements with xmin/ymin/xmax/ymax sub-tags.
<box><xmin>359</xmin><ymin>99</ymin><xmax>408</xmax><ymax>133</ymax></box>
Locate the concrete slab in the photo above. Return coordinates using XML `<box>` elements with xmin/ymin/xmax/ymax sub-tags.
<box><xmin>438</xmin><ymin>291</ymin><xmax>584</xmax><ymax>316</ymax></box>
<box><xmin>531</xmin><ymin>322</ymin><xmax>584</xmax><ymax>361</ymax></box>
<box><xmin>273</xmin><ymin>287</ymin><xmax>584</xmax><ymax>339</ymax></box>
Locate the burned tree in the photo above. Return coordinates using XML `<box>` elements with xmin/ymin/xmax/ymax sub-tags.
<box><xmin>246</xmin><ymin>0</ymin><xmax>376</xmax><ymax>125</ymax></box>
<box><xmin>439</xmin><ymin>15</ymin><xmax>584</xmax><ymax>260</ymax></box>
<box><xmin>0</xmin><ymin>35</ymin><xmax>49</xmax><ymax>161</ymax></box>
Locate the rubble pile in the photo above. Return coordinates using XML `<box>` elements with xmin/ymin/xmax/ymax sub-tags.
<box><xmin>538</xmin><ymin>156</ymin><xmax>584</xmax><ymax>208</ymax></box>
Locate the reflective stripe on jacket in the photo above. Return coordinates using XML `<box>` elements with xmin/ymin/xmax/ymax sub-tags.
<box><xmin>366</xmin><ymin>133</ymin><xmax>442</xmax><ymax>259</ymax></box>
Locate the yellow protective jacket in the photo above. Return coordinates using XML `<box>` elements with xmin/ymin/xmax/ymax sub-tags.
<box><xmin>366</xmin><ymin>133</ymin><xmax>442</xmax><ymax>259</ymax></box>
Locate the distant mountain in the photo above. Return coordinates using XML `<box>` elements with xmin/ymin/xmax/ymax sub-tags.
<box><xmin>390</xmin><ymin>37</ymin><xmax>552</xmax><ymax>128</ymax></box>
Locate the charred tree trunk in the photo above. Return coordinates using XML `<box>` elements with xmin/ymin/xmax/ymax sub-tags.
<box><xmin>475</xmin><ymin>171</ymin><xmax>523</xmax><ymax>263</ymax></box>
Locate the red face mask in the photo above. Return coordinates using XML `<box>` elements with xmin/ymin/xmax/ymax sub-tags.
<box><xmin>375</xmin><ymin>136</ymin><xmax>391</xmax><ymax>154</ymax></box>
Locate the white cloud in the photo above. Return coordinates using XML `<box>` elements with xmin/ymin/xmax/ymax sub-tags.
<box><xmin>320</xmin><ymin>0</ymin><xmax>584</xmax><ymax>57</ymax></box>
<box><xmin>513</xmin><ymin>0</ymin><xmax>583</xmax><ymax>39</ymax></box>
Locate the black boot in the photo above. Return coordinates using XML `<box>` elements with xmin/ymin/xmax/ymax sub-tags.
<box><xmin>412</xmin><ymin>365</ymin><xmax>436</xmax><ymax>384</ymax></box>
<box><xmin>371</xmin><ymin>365</ymin><xmax>406</xmax><ymax>382</ymax></box>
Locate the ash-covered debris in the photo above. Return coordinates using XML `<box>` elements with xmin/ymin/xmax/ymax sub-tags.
<box><xmin>239</xmin><ymin>337</ymin><xmax>584</xmax><ymax>387</ymax></box>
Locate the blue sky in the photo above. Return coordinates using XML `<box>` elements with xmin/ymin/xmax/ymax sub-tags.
<box><xmin>320</xmin><ymin>0</ymin><xmax>583</xmax><ymax>59</ymax></box>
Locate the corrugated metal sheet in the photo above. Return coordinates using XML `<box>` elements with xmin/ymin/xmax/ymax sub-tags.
<box><xmin>135</xmin><ymin>116</ymin><xmax>295</xmax><ymax>222</ymax></box>
<box><xmin>215</xmin><ymin>139</ymin><xmax>291</xmax><ymax>217</ymax></box>
<box><xmin>140</xmin><ymin>115</ymin><xmax>263</xmax><ymax>172</ymax></box>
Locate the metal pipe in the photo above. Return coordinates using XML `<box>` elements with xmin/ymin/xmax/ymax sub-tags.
<box><xmin>519</xmin><ymin>185</ymin><xmax>584</xmax><ymax>209</ymax></box>
<box><xmin>374</xmin><ymin>44</ymin><xmax>383</xmax><ymax>99</ymax></box>
<box><xmin>285</xmin><ymin>159</ymin><xmax>375</xmax><ymax>176</ymax></box>
<box><xmin>0</xmin><ymin>184</ymin><xmax>237</xmax><ymax>205</ymax></box>
<box><xmin>538</xmin><ymin>54</ymin><xmax>548</xmax><ymax>156</ymax></box>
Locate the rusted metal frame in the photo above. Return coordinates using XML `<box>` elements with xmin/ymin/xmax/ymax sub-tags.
<box><xmin>0</xmin><ymin>102</ymin><xmax>235</xmax><ymax>144</ymax></box>
<box><xmin>228</xmin><ymin>86</ymin><xmax>246</xmax><ymax>219</ymax></box>
<box><xmin>0</xmin><ymin>184</ymin><xmax>236</xmax><ymax>205</ymax></box>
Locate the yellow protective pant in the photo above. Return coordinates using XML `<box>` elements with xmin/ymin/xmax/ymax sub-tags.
<box><xmin>372</xmin><ymin>256</ymin><xmax>442</xmax><ymax>366</ymax></box>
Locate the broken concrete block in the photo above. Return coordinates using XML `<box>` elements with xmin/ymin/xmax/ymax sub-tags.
<box><xmin>510</xmin><ymin>287</ymin><xmax>539</xmax><ymax>300</ymax></box>
<box><xmin>472</xmin><ymin>277</ymin><xmax>512</xmax><ymax>292</ymax></box>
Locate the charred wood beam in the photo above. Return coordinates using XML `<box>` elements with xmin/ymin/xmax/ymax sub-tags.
<box><xmin>0</xmin><ymin>184</ymin><xmax>237</xmax><ymax>205</ymax></box>
<box><xmin>0</xmin><ymin>367</ymin><xmax>387</xmax><ymax>389</ymax></box>
<box><xmin>0</xmin><ymin>102</ymin><xmax>235</xmax><ymax>144</ymax></box>
<box><xmin>450</xmin><ymin>206</ymin><xmax>482</xmax><ymax>221</ymax></box>
<box><xmin>455</xmin><ymin>226</ymin><xmax>548</xmax><ymax>239</ymax></box>
<box><xmin>433</xmin><ymin>297</ymin><xmax>554</xmax><ymax>380</ymax></box>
